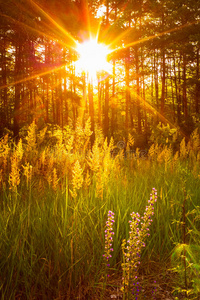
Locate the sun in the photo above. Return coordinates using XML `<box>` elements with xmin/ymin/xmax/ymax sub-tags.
<box><xmin>75</xmin><ymin>38</ymin><xmax>112</xmax><ymax>81</ymax></box>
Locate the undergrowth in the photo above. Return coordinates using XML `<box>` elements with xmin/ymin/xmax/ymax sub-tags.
<box><xmin>0</xmin><ymin>120</ymin><xmax>199</xmax><ymax>299</ymax></box>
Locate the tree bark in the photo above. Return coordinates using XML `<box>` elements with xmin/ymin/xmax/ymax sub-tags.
<box><xmin>88</xmin><ymin>81</ymin><xmax>95</xmax><ymax>144</ymax></box>
<box><xmin>196</xmin><ymin>48</ymin><xmax>199</xmax><ymax>114</ymax></box>
<box><xmin>182</xmin><ymin>53</ymin><xmax>188</xmax><ymax>119</ymax></box>
<box><xmin>135</xmin><ymin>46</ymin><xmax>141</xmax><ymax>133</ymax></box>
<box><xmin>104</xmin><ymin>77</ymin><xmax>109</xmax><ymax>136</ymax></box>
<box><xmin>125</xmin><ymin>47</ymin><xmax>130</xmax><ymax>134</ymax></box>
<box><xmin>14</xmin><ymin>42</ymin><xmax>22</xmax><ymax>138</ymax></box>
<box><xmin>161</xmin><ymin>49</ymin><xmax>165</xmax><ymax>119</ymax></box>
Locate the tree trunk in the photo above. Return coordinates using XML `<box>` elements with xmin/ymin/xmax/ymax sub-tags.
<box><xmin>98</xmin><ymin>78</ymin><xmax>102</xmax><ymax>127</ymax></box>
<box><xmin>196</xmin><ymin>48</ymin><xmax>199</xmax><ymax>114</ymax></box>
<box><xmin>182</xmin><ymin>53</ymin><xmax>188</xmax><ymax>119</ymax></box>
<box><xmin>161</xmin><ymin>49</ymin><xmax>165</xmax><ymax>119</ymax></box>
<box><xmin>135</xmin><ymin>46</ymin><xmax>141</xmax><ymax>133</ymax></box>
<box><xmin>88</xmin><ymin>81</ymin><xmax>95</xmax><ymax>144</ymax></box>
<box><xmin>125</xmin><ymin>47</ymin><xmax>130</xmax><ymax>134</ymax></box>
<box><xmin>14</xmin><ymin>42</ymin><xmax>22</xmax><ymax>138</ymax></box>
<box><xmin>111</xmin><ymin>61</ymin><xmax>116</xmax><ymax>136</ymax></box>
<box><xmin>154</xmin><ymin>49</ymin><xmax>159</xmax><ymax>123</ymax></box>
<box><xmin>3</xmin><ymin>34</ymin><xmax>8</xmax><ymax>124</ymax></box>
<box><xmin>104</xmin><ymin>0</ymin><xmax>110</xmax><ymax>137</ymax></box>
<box><xmin>104</xmin><ymin>77</ymin><xmax>109</xmax><ymax>137</ymax></box>
<box><xmin>178</xmin><ymin>54</ymin><xmax>182</xmax><ymax>123</ymax></box>
<box><xmin>173</xmin><ymin>53</ymin><xmax>180</xmax><ymax>123</ymax></box>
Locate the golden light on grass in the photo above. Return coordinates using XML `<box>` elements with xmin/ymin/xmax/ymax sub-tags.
<box><xmin>75</xmin><ymin>38</ymin><xmax>112</xmax><ymax>81</ymax></box>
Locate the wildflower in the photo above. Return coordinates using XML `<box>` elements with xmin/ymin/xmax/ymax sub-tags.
<box><xmin>121</xmin><ymin>188</ymin><xmax>157</xmax><ymax>294</ymax></box>
<box><xmin>121</xmin><ymin>211</ymin><xmax>142</xmax><ymax>292</ymax></box>
<box><xmin>103</xmin><ymin>211</ymin><xmax>115</xmax><ymax>273</ymax></box>
<box><xmin>152</xmin><ymin>280</ymin><xmax>157</xmax><ymax>299</ymax></box>
<box><xmin>140</xmin><ymin>188</ymin><xmax>157</xmax><ymax>242</ymax></box>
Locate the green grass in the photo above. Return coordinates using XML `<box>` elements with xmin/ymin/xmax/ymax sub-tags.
<box><xmin>0</xmin><ymin>126</ymin><xmax>200</xmax><ymax>299</ymax></box>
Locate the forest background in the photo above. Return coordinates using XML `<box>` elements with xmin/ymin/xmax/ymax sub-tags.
<box><xmin>0</xmin><ymin>0</ymin><xmax>200</xmax><ymax>142</ymax></box>
<box><xmin>0</xmin><ymin>1</ymin><xmax>200</xmax><ymax>300</ymax></box>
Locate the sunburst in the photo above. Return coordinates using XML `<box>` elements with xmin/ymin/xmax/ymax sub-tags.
<box><xmin>75</xmin><ymin>38</ymin><xmax>112</xmax><ymax>81</ymax></box>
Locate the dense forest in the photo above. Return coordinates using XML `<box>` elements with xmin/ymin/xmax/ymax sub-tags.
<box><xmin>0</xmin><ymin>0</ymin><xmax>200</xmax><ymax>143</ymax></box>
<box><xmin>0</xmin><ymin>1</ymin><xmax>200</xmax><ymax>299</ymax></box>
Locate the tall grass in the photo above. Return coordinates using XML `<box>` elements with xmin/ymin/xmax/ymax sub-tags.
<box><xmin>0</xmin><ymin>121</ymin><xmax>199</xmax><ymax>299</ymax></box>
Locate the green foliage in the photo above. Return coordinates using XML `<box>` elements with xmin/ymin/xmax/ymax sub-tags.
<box><xmin>0</xmin><ymin>122</ymin><xmax>200</xmax><ymax>299</ymax></box>
<box><xmin>149</xmin><ymin>122</ymin><xmax>180</xmax><ymax>149</ymax></box>
<box><xmin>171</xmin><ymin>243</ymin><xmax>200</xmax><ymax>299</ymax></box>
<box><xmin>171</xmin><ymin>189</ymin><xmax>200</xmax><ymax>299</ymax></box>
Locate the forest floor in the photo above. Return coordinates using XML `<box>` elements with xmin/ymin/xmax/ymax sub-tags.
<box><xmin>75</xmin><ymin>261</ymin><xmax>188</xmax><ymax>300</ymax></box>
<box><xmin>93</xmin><ymin>272</ymin><xmax>185</xmax><ymax>300</ymax></box>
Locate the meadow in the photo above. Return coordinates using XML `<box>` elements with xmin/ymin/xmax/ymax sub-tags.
<box><xmin>0</xmin><ymin>120</ymin><xmax>200</xmax><ymax>300</ymax></box>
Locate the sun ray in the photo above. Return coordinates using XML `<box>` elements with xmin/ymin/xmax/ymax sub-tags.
<box><xmin>81</xmin><ymin>0</ymin><xmax>92</xmax><ymax>40</ymax></box>
<box><xmin>96</xmin><ymin>8</ymin><xmax>105</xmax><ymax>42</ymax></box>
<box><xmin>0</xmin><ymin>63</ymin><xmax>70</xmax><ymax>91</ymax></box>
<box><xmin>107</xmin><ymin>26</ymin><xmax>133</xmax><ymax>50</ymax></box>
<box><xmin>31</xmin><ymin>0</ymin><xmax>77</xmax><ymax>47</ymax></box>
<box><xmin>126</xmin><ymin>85</ymin><xmax>189</xmax><ymax>140</ymax></box>
<box><xmin>109</xmin><ymin>20</ymin><xmax>200</xmax><ymax>54</ymax></box>
<box><xmin>2</xmin><ymin>0</ymin><xmax>196</xmax><ymax>144</ymax></box>
<box><xmin>95</xmin><ymin>0</ymin><xmax>114</xmax><ymax>42</ymax></box>
<box><xmin>97</xmin><ymin>0</ymin><xmax>130</xmax><ymax>45</ymax></box>
<box><xmin>0</xmin><ymin>12</ymin><xmax>76</xmax><ymax>51</ymax></box>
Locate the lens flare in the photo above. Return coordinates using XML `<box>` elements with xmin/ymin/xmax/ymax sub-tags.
<box><xmin>75</xmin><ymin>38</ymin><xmax>112</xmax><ymax>80</ymax></box>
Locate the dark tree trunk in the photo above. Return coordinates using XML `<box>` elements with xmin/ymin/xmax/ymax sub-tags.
<box><xmin>111</xmin><ymin>60</ymin><xmax>116</xmax><ymax>137</ymax></box>
<box><xmin>178</xmin><ymin>55</ymin><xmax>182</xmax><ymax>124</ymax></box>
<box><xmin>88</xmin><ymin>81</ymin><xmax>95</xmax><ymax>144</ymax></box>
<box><xmin>182</xmin><ymin>53</ymin><xmax>188</xmax><ymax>119</ymax></box>
<box><xmin>2</xmin><ymin>34</ymin><xmax>8</xmax><ymax>126</ymax></box>
<box><xmin>104</xmin><ymin>77</ymin><xmax>109</xmax><ymax>137</ymax></box>
<box><xmin>196</xmin><ymin>48</ymin><xmax>199</xmax><ymax>114</ymax></box>
<box><xmin>104</xmin><ymin>0</ymin><xmax>110</xmax><ymax>137</ymax></box>
<box><xmin>125</xmin><ymin>47</ymin><xmax>130</xmax><ymax>134</ymax></box>
<box><xmin>154</xmin><ymin>50</ymin><xmax>159</xmax><ymax>123</ymax></box>
<box><xmin>161</xmin><ymin>50</ymin><xmax>165</xmax><ymax>119</ymax></box>
<box><xmin>14</xmin><ymin>42</ymin><xmax>22</xmax><ymax>138</ymax></box>
<box><xmin>135</xmin><ymin>46</ymin><xmax>141</xmax><ymax>133</ymax></box>
<box><xmin>98</xmin><ymin>78</ymin><xmax>102</xmax><ymax>127</ymax></box>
